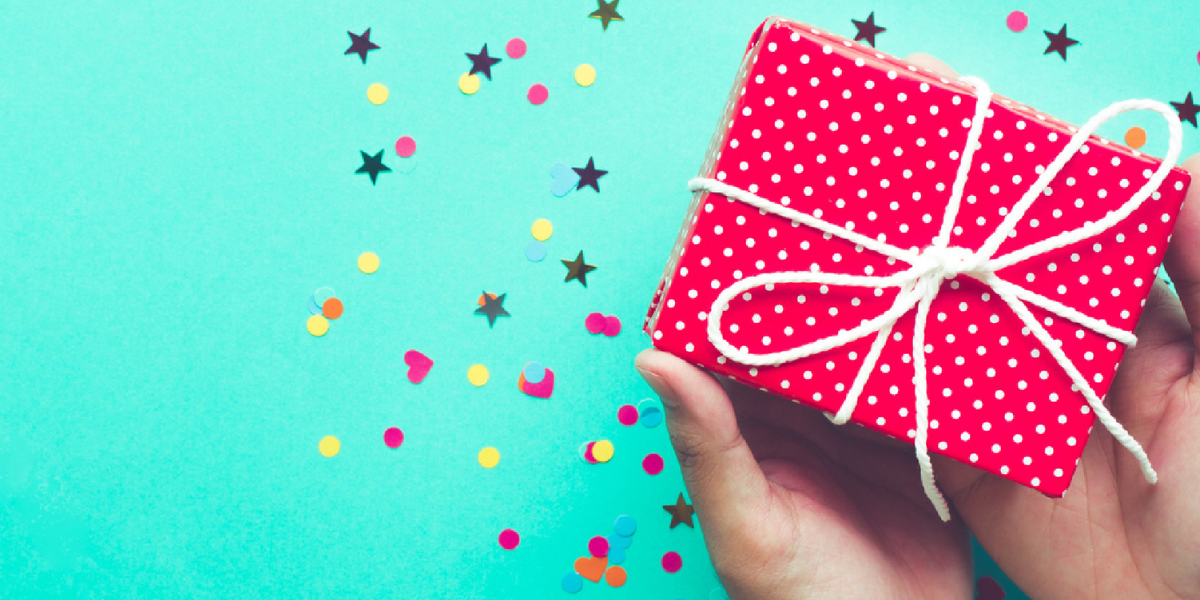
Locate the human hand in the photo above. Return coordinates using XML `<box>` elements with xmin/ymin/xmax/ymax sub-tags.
<box><xmin>635</xmin><ymin>53</ymin><xmax>1200</xmax><ymax>600</ymax></box>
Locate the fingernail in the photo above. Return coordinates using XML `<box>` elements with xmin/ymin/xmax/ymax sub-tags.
<box><xmin>636</xmin><ymin>366</ymin><xmax>680</xmax><ymax>409</ymax></box>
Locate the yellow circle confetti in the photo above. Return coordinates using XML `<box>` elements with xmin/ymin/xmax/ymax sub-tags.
<box><xmin>592</xmin><ymin>440</ymin><xmax>614</xmax><ymax>462</ymax></box>
<box><xmin>358</xmin><ymin>252</ymin><xmax>380</xmax><ymax>274</ymax></box>
<box><xmin>319</xmin><ymin>435</ymin><xmax>341</xmax><ymax>457</ymax></box>
<box><xmin>1125</xmin><ymin>126</ymin><xmax>1147</xmax><ymax>149</ymax></box>
<box><xmin>478</xmin><ymin>446</ymin><xmax>501</xmax><ymax>468</ymax></box>
<box><xmin>531</xmin><ymin>218</ymin><xmax>554</xmax><ymax>241</ymax></box>
<box><xmin>307</xmin><ymin>315</ymin><xmax>330</xmax><ymax>337</ymax></box>
<box><xmin>367</xmin><ymin>83</ymin><xmax>389</xmax><ymax>105</ymax></box>
<box><xmin>468</xmin><ymin>364</ymin><xmax>490</xmax><ymax>386</ymax></box>
<box><xmin>574</xmin><ymin>64</ymin><xmax>596</xmax><ymax>87</ymax></box>
<box><xmin>459</xmin><ymin>73</ymin><xmax>481</xmax><ymax>95</ymax></box>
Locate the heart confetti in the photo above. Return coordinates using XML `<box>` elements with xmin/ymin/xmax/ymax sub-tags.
<box><xmin>404</xmin><ymin>350</ymin><xmax>433</xmax><ymax>383</ymax></box>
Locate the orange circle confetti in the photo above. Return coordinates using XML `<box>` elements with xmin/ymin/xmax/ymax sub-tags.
<box><xmin>1124</xmin><ymin>126</ymin><xmax>1146</xmax><ymax>149</ymax></box>
<box><xmin>604</xmin><ymin>566</ymin><xmax>627</xmax><ymax>587</ymax></box>
<box><xmin>477</xmin><ymin>292</ymin><xmax>498</xmax><ymax>306</ymax></box>
<box><xmin>323</xmin><ymin>297</ymin><xmax>344</xmax><ymax>320</ymax></box>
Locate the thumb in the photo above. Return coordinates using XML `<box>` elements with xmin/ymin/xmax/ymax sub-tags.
<box><xmin>635</xmin><ymin>348</ymin><xmax>770</xmax><ymax>536</ymax></box>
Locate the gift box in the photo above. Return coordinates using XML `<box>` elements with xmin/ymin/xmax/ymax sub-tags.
<box><xmin>644</xmin><ymin>16</ymin><xmax>1191</xmax><ymax>502</ymax></box>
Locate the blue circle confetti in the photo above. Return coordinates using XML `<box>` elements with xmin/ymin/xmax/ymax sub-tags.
<box><xmin>613</xmin><ymin>514</ymin><xmax>636</xmax><ymax>537</ymax></box>
<box><xmin>608</xmin><ymin>545</ymin><xmax>626</xmax><ymax>565</ymax></box>
<box><xmin>523</xmin><ymin>361</ymin><xmax>546</xmax><ymax>384</ymax></box>
<box><xmin>561</xmin><ymin>572</ymin><xmax>584</xmax><ymax>593</ymax></box>
<box><xmin>525</xmin><ymin>240</ymin><xmax>547</xmax><ymax>262</ymax></box>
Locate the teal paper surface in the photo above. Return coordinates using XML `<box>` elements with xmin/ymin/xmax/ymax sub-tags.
<box><xmin>2</xmin><ymin>1</ymin><xmax>1195</xmax><ymax>598</ymax></box>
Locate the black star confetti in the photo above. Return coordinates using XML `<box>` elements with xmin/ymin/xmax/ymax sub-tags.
<box><xmin>475</xmin><ymin>292</ymin><xmax>510</xmax><ymax>327</ymax></box>
<box><xmin>355</xmin><ymin>150</ymin><xmax>391</xmax><ymax>185</ymax></box>
<box><xmin>851</xmin><ymin>12</ymin><xmax>886</xmax><ymax>48</ymax></box>
<box><xmin>572</xmin><ymin>157</ymin><xmax>608</xmax><ymax>192</ymax></box>
<box><xmin>663</xmin><ymin>493</ymin><xmax>695</xmax><ymax>529</ymax></box>
<box><xmin>1043</xmin><ymin>24</ymin><xmax>1079</xmax><ymax>61</ymax></box>
<box><xmin>344</xmin><ymin>28</ymin><xmax>380</xmax><ymax>64</ymax></box>
<box><xmin>466</xmin><ymin>44</ymin><xmax>502</xmax><ymax>80</ymax></box>
<box><xmin>589</xmin><ymin>0</ymin><xmax>624</xmax><ymax>31</ymax></box>
<box><xmin>1171</xmin><ymin>92</ymin><xmax>1199</xmax><ymax>128</ymax></box>
<box><xmin>562</xmin><ymin>251</ymin><xmax>597</xmax><ymax>287</ymax></box>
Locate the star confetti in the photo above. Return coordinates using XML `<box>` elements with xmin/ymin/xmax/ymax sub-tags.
<box><xmin>345</xmin><ymin>28</ymin><xmax>380</xmax><ymax>64</ymax></box>
<box><xmin>663</xmin><ymin>493</ymin><xmax>695</xmax><ymax>529</ymax></box>
<box><xmin>589</xmin><ymin>0</ymin><xmax>624</xmax><ymax>31</ymax></box>
<box><xmin>466</xmin><ymin>44</ymin><xmax>502</xmax><ymax>80</ymax></box>
<box><xmin>475</xmin><ymin>292</ymin><xmax>510</xmax><ymax>327</ymax></box>
<box><xmin>851</xmin><ymin>12</ymin><xmax>885</xmax><ymax>48</ymax></box>
<box><xmin>562</xmin><ymin>251</ymin><xmax>597</xmax><ymax>287</ymax></box>
<box><xmin>573</xmin><ymin>157</ymin><xmax>608</xmax><ymax>192</ymax></box>
<box><xmin>1171</xmin><ymin>92</ymin><xmax>1199</xmax><ymax>128</ymax></box>
<box><xmin>356</xmin><ymin>150</ymin><xmax>391</xmax><ymax>184</ymax></box>
<box><xmin>1043</xmin><ymin>24</ymin><xmax>1079</xmax><ymax>61</ymax></box>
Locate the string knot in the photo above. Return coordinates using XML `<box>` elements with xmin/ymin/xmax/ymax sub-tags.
<box><xmin>915</xmin><ymin>246</ymin><xmax>990</xmax><ymax>283</ymax></box>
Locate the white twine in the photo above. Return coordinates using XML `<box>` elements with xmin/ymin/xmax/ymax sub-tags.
<box><xmin>690</xmin><ymin>75</ymin><xmax>1183</xmax><ymax>521</ymax></box>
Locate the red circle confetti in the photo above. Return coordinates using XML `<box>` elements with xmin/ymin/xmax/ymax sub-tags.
<box><xmin>643</xmin><ymin>453</ymin><xmax>664</xmax><ymax>475</ymax></box>
<box><xmin>506</xmin><ymin>37</ymin><xmax>527</xmax><ymax>59</ymax></box>
<box><xmin>527</xmin><ymin>83</ymin><xmax>548</xmax><ymax>105</ymax></box>
<box><xmin>603</xmin><ymin>315</ymin><xmax>622</xmax><ymax>337</ymax></box>
<box><xmin>661</xmin><ymin>551</ymin><xmax>682</xmax><ymax>573</ymax></box>
<box><xmin>588</xmin><ymin>535</ymin><xmax>609</xmax><ymax>557</ymax></box>
<box><xmin>617</xmin><ymin>404</ymin><xmax>638</xmax><ymax>426</ymax></box>
<box><xmin>383</xmin><ymin>427</ymin><xmax>404</xmax><ymax>448</ymax></box>
<box><xmin>583</xmin><ymin>441</ymin><xmax>598</xmax><ymax>463</ymax></box>
<box><xmin>1006</xmin><ymin>10</ymin><xmax>1028</xmax><ymax>32</ymax></box>
<box><xmin>585</xmin><ymin>312</ymin><xmax>607</xmax><ymax>334</ymax></box>
<box><xmin>323</xmin><ymin>297</ymin><xmax>344</xmax><ymax>320</ymax></box>
<box><xmin>395</xmin><ymin>136</ymin><xmax>416</xmax><ymax>158</ymax></box>
<box><xmin>498</xmin><ymin>528</ymin><xmax>520</xmax><ymax>550</ymax></box>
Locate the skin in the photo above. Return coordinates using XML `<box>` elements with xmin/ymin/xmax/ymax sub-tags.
<box><xmin>635</xmin><ymin>53</ymin><xmax>1200</xmax><ymax>600</ymax></box>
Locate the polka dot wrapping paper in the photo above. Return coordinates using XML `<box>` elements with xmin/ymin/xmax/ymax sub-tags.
<box><xmin>644</xmin><ymin>17</ymin><xmax>1192</xmax><ymax>496</ymax></box>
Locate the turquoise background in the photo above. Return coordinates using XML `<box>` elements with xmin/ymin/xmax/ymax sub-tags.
<box><xmin>2</xmin><ymin>0</ymin><xmax>1196</xmax><ymax>598</ymax></box>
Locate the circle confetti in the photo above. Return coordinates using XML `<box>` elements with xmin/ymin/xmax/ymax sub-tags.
<box><xmin>498</xmin><ymin>528</ymin><xmax>520</xmax><ymax>550</ymax></box>
<box><xmin>617</xmin><ymin>404</ymin><xmax>638</xmax><ymax>426</ymax></box>
<box><xmin>613</xmin><ymin>515</ymin><xmax>636</xmax><ymax>536</ymax></box>
<box><xmin>318</xmin><ymin>435</ymin><xmax>340</xmax><ymax>457</ymax></box>
<box><xmin>581</xmin><ymin>441</ymin><xmax>598</xmax><ymax>463</ymax></box>
<box><xmin>525</xmin><ymin>241</ymin><xmax>547</xmax><ymax>262</ymax></box>
<box><xmin>531</xmin><ymin>218</ymin><xmax>554</xmax><ymax>241</ymax></box>
<box><xmin>603</xmin><ymin>315</ymin><xmax>622</xmax><ymax>337</ymax></box>
<box><xmin>314</xmin><ymin>287</ymin><xmax>336</xmax><ymax>306</ymax></box>
<box><xmin>367</xmin><ymin>83</ymin><xmax>389</xmax><ymax>105</ymax></box>
<box><xmin>323</xmin><ymin>297</ymin><xmax>344</xmax><ymax>320</ymax></box>
<box><xmin>1124</xmin><ymin>126</ymin><xmax>1147</xmax><ymax>149</ymax></box>
<box><xmin>604</xmin><ymin>565</ymin><xmax>627</xmax><ymax>587</ymax></box>
<box><xmin>395</xmin><ymin>136</ymin><xmax>416</xmax><ymax>158</ymax></box>
<box><xmin>592</xmin><ymin>440</ymin><xmax>614</xmax><ymax>462</ymax></box>
<box><xmin>459</xmin><ymin>73</ymin><xmax>481</xmax><ymax>95</ymax></box>
<box><xmin>358</xmin><ymin>252</ymin><xmax>380</xmax><ymax>274</ymax></box>
<box><xmin>662</xmin><ymin>551</ymin><xmax>683</xmax><ymax>573</ymax></box>
<box><xmin>1006</xmin><ymin>11</ymin><xmax>1028</xmax><ymax>32</ymax></box>
<box><xmin>527</xmin><ymin>83</ymin><xmax>548</xmax><ymax>105</ymax></box>
<box><xmin>574</xmin><ymin>64</ymin><xmax>597</xmax><ymax>87</ymax></box>
<box><xmin>384</xmin><ymin>427</ymin><xmax>404</xmax><ymax>449</ymax></box>
<box><xmin>643</xmin><ymin>453</ymin><xmax>665</xmax><ymax>475</ymax></box>
<box><xmin>468</xmin><ymin>364</ymin><xmax>490</xmax><ymax>386</ymax></box>
<box><xmin>307</xmin><ymin>315</ymin><xmax>330</xmax><ymax>337</ymax></box>
<box><xmin>638</xmin><ymin>398</ymin><xmax>664</xmax><ymax>428</ymax></box>
<box><xmin>478</xmin><ymin>446</ymin><xmax>501</xmax><ymax>468</ymax></box>
<box><xmin>506</xmin><ymin>37</ymin><xmax>527</xmax><ymax>59</ymax></box>
<box><xmin>561</xmin><ymin>572</ymin><xmax>584</xmax><ymax>593</ymax></box>
<box><xmin>588</xmin><ymin>536</ymin><xmax>609</xmax><ymax>557</ymax></box>
<box><xmin>585</xmin><ymin>312</ymin><xmax>607</xmax><ymax>334</ymax></box>
<box><xmin>523</xmin><ymin>362</ymin><xmax>546</xmax><ymax>384</ymax></box>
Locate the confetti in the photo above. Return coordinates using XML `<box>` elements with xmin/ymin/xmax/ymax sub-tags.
<box><xmin>345</xmin><ymin>28</ymin><xmax>380</xmax><ymax>64</ymax></box>
<box><xmin>524</xmin><ymin>241</ymin><xmax>547</xmax><ymax>262</ymax></box>
<box><xmin>663</xmin><ymin>494</ymin><xmax>695</xmax><ymax>528</ymax></box>
<box><xmin>572</xmin><ymin>157</ymin><xmax>607</xmax><ymax>192</ymax></box>
<box><xmin>307</xmin><ymin>295</ymin><xmax>323</xmax><ymax>316</ymax></box>
<box><xmin>581</xmin><ymin>441</ymin><xmax>598</xmax><ymax>463</ymax></box>
<box><xmin>468</xmin><ymin>364</ymin><xmax>490</xmax><ymax>386</ymax></box>
<box><xmin>1124</xmin><ymin>126</ymin><xmax>1146</xmax><ymax>149</ymax></box>
<box><xmin>323</xmin><ymin>297</ymin><xmax>344</xmax><ymax>320</ymax></box>
<box><xmin>527</xmin><ymin>83</ymin><xmax>549</xmax><ymax>105</ymax></box>
<box><xmin>592</xmin><ymin>440</ymin><xmax>614</xmax><ymax>462</ymax></box>
<box><xmin>604</xmin><ymin>565</ymin><xmax>627</xmax><ymax>587</ymax></box>
<box><xmin>523</xmin><ymin>361</ymin><xmax>546</xmax><ymax>384</ymax></box>
<box><xmin>585</xmin><ymin>313</ymin><xmax>607</xmax><ymax>334</ymax></box>
<box><xmin>307</xmin><ymin>315</ymin><xmax>330</xmax><ymax>337</ymax></box>
<box><xmin>356</xmin><ymin>150</ymin><xmax>391</xmax><ymax>184</ymax></box>
<box><xmin>318</xmin><ymin>435</ymin><xmax>341</xmax><ymax>457</ymax></box>
<box><xmin>550</xmin><ymin>161</ymin><xmax>581</xmax><ymax>197</ymax></box>
<box><xmin>850</xmin><ymin>12</ymin><xmax>885</xmax><ymax>47</ymax></box>
<box><xmin>404</xmin><ymin>350</ymin><xmax>434</xmax><ymax>383</ymax></box>
<box><xmin>498</xmin><ymin>528</ymin><xmax>520</xmax><ymax>550</ymax></box>
<box><xmin>476</xmin><ymin>292</ymin><xmax>511</xmax><ymax>326</ymax></box>
<box><xmin>459</xmin><ymin>73</ymin><xmax>481</xmax><ymax>95</ymax></box>
<box><xmin>613</xmin><ymin>515</ymin><xmax>636</xmax><ymax>536</ymax></box>
<box><xmin>1044</xmin><ymin>24</ymin><xmax>1079</xmax><ymax>61</ymax></box>
<box><xmin>314</xmin><ymin>287</ymin><xmax>336</xmax><ymax>306</ymax></box>
<box><xmin>506</xmin><ymin>37</ymin><xmax>527</xmax><ymax>59</ymax></box>
<box><xmin>589</xmin><ymin>0</ymin><xmax>623</xmax><ymax>31</ymax></box>
<box><xmin>588</xmin><ymin>536</ymin><xmax>609</xmax><ymax>558</ymax></box>
<box><xmin>603</xmin><ymin>315</ymin><xmax>621</xmax><ymax>337</ymax></box>
<box><xmin>637</xmin><ymin>398</ymin><xmax>663</xmax><ymax>428</ymax></box>
<box><xmin>608</xmin><ymin>532</ymin><xmax>632</xmax><ymax>550</ymax></box>
<box><xmin>574</xmin><ymin>64</ymin><xmax>596</xmax><ymax>87</ymax></box>
<box><xmin>1006</xmin><ymin>10</ymin><xmax>1028</xmax><ymax>32</ymax></box>
<box><xmin>478</xmin><ymin>446</ymin><xmax>501</xmax><ymax>468</ymax></box>
<box><xmin>574</xmin><ymin>556</ymin><xmax>607</xmax><ymax>582</ymax></box>
<box><xmin>661</xmin><ymin>551</ymin><xmax>682</xmax><ymax>573</ymax></box>
<box><xmin>367</xmin><ymin>83</ymin><xmax>389</xmax><ymax>105</ymax></box>
<box><xmin>562</xmin><ymin>251</ymin><xmax>597</xmax><ymax>286</ymax></box>
<box><xmin>466</xmin><ymin>44</ymin><xmax>501</xmax><ymax>80</ymax></box>
<box><xmin>561</xmin><ymin>572</ymin><xmax>585</xmax><ymax>593</ymax></box>
<box><xmin>607</xmin><ymin>546</ymin><xmax>626</xmax><ymax>565</ymax></box>
<box><xmin>384</xmin><ymin>427</ymin><xmax>404</xmax><ymax>449</ymax></box>
<box><xmin>643</xmin><ymin>453</ymin><xmax>664</xmax><ymax>475</ymax></box>
<box><xmin>395</xmin><ymin>136</ymin><xmax>416</xmax><ymax>158</ymax></box>
<box><xmin>617</xmin><ymin>404</ymin><xmax>638</xmax><ymax>425</ymax></box>
<box><xmin>358</xmin><ymin>252</ymin><xmax>380</xmax><ymax>274</ymax></box>
<box><xmin>518</xmin><ymin>365</ymin><xmax>555</xmax><ymax>398</ymax></box>
<box><xmin>1171</xmin><ymin>92</ymin><xmax>1198</xmax><ymax>128</ymax></box>
<box><xmin>531</xmin><ymin>218</ymin><xmax>554</xmax><ymax>241</ymax></box>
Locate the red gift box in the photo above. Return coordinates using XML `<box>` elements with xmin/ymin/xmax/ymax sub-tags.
<box><xmin>644</xmin><ymin>17</ymin><xmax>1191</xmax><ymax>511</ymax></box>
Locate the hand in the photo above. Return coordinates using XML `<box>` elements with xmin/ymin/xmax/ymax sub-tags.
<box><xmin>635</xmin><ymin>53</ymin><xmax>1200</xmax><ymax>600</ymax></box>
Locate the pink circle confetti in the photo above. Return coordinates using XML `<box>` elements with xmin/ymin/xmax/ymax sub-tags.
<box><xmin>506</xmin><ymin>37</ymin><xmax>527</xmax><ymax>59</ymax></box>
<box><xmin>527</xmin><ymin>83</ymin><xmax>548</xmax><ymax>105</ymax></box>
<box><xmin>643</xmin><ymin>453</ymin><xmax>664</xmax><ymax>475</ymax></box>
<box><xmin>384</xmin><ymin>427</ymin><xmax>404</xmax><ymax>448</ymax></box>
<box><xmin>498</xmin><ymin>528</ymin><xmax>520</xmax><ymax>550</ymax></box>
<box><xmin>583</xmin><ymin>441</ymin><xmax>598</xmax><ymax>463</ymax></box>
<box><xmin>617</xmin><ymin>404</ymin><xmax>638</xmax><ymax>426</ymax></box>
<box><xmin>1196</xmin><ymin>49</ymin><xmax>1199</xmax><ymax>66</ymax></box>
<box><xmin>585</xmin><ymin>312</ymin><xmax>607</xmax><ymax>334</ymax></box>
<box><xmin>395</xmin><ymin>136</ymin><xmax>416</xmax><ymax>158</ymax></box>
<box><xmin>588</xmin><ymin>535</ymin><xmax>609</xmax><ymax>557</ymax></box>
<box><xmin>603</xmin><ymin>315</ymin><xmax>622</xmax><ymax>337</ymax></box>
<box><xmin>1006</xmin><ymin>10</ymin><xmax>1028</xmax><ymax>32</ymax></box>
<box><xmin>661</xmin><ymin>551</ymin><xmax>682</xmax><ymax>573</ymax></box>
